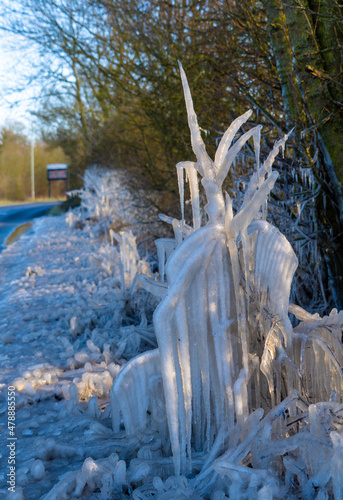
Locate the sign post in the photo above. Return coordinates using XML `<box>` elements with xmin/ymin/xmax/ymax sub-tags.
<box><xmin>31</xmin><ymin>140</ymin><xmax>35</xmax><ymax>199</ymax></box>
<box><xmin>46</xmin><ymin>164</ymin><xmax>68</xmax><ymax>198</ymax></box>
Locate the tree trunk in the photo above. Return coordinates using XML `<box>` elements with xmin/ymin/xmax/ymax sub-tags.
<box><xmin>262</xmin><ymin>0</ymin><xmax>343</xmax><ymax>308</ymax></box>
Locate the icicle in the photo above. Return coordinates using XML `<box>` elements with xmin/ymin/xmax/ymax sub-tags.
<box><xmin>225</xmin><ymin>192</ymin><xmax>234</xmax><ymax>228</ymax></box>
<box><xmin>177</xmin><ymin>164</ymin><xmax>185</xmax><ymax>229</ymax></box>
<box><xmin>172</xmin><ymin>219</ymin><xmax>184</xmax><ymax>246</ymax></box>
<box><xmin>176</xmin><ymin>161</ymin><xmax>201</xmax><ymax>231</ymax></box>
<box><xmin>174</xmin><ymin>298</ymin><xmax>192</xmax><ymax>474</ymax></box>
<box><xmin>186</xmin><ymin>164</ymin><xmax>201</xmax><ymax>230</ymax></box>
<box><xmin>156</xmin><ymin>239</ymin><xmax>167</xmax><ymax>283</ymax></box>
<box><xmin>240</xmin><ymin>227</ymin><xmax>250</xmax><ymax>311</ymax></box>
<box><xmin>262</xmin><ymin>130</ymin><xmax>293</xmax><ymax>177</ymax></box>
<box><xmin>234</xmin><ymin>368</ymin><xmax>249</xmax><ymax>427</ymax></box>
<box><xmin>154</xmin><ymin>238</ymin><xmax>176</xmax><ymax>282</ymax></box>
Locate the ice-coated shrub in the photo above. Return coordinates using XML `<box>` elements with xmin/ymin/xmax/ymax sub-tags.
<box><xmin>67</xmin><ymin>166</ymin><xmax>135</xmax><ymax>241</ymax></box>
<box><xmin>68</xmin><ymin>165</ymin><xmax>163</xmax><ymax>247</ymax></box>
<box><xmin>109</xmin><ymin>64</ymin><xmax>343</xmax><ymax>498</ymax></box>
<box><xmin>81</xmin><ymin>167</ymin><xmax>133</xmax><ymax>227</ymax></box>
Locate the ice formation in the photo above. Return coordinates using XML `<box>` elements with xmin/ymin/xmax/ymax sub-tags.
<box><xmin>75</xmin><ymin>167</ymin><xmax>133</xmax><ymax>236</ymax></box>
<box><xmin>67</xmin><ymin>166</ymin><xmax>162</xmax><ymax>248</ymax></box>
<box><xmin>1</xmin><ymin>65</ymin><xmax>343</xmax><ymax>500</ymax></box>
<box><xmin>110</xmin><ymin>63</ymin><xmax>343</xmax><ymax>497</ymax></box>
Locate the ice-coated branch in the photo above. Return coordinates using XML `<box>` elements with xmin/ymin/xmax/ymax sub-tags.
<box><xmin>178</xmin><ymin>62</ymin><xmax>214</xmax><ymax>179</ymax></box>
<box><xmin>214</xmin><ymin>109</ymin><xmax>252</xmax><ymax>169</ymax></box>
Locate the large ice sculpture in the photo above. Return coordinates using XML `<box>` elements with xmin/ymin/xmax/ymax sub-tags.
<box><xmin>110</xmin><ymin>63</ymin><xmax>343</xmax><ymax>486</ymax></box>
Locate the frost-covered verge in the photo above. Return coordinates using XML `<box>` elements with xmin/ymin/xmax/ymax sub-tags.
<box><xmin>0</xmin><ymin>210</ymin><xmax>157</xmax><ymax>500</ymax></box>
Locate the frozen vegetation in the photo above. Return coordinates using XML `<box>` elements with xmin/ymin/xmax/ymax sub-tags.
<box><xmin>1</xmin><ymin>66</ymin><xmax>343</xmax><ymax>499</ymax></box>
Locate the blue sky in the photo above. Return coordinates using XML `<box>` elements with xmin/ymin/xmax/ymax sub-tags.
<box><xmin>0</xmin><ymin>31</ymin><xmax>38</xmax><ymax>136</ymax></box>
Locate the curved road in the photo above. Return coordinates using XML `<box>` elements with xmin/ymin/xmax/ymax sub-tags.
<box><xmin>0</xmin><ymin>202</ymin><xmax>60</xmax><ymax>252</ymax></box>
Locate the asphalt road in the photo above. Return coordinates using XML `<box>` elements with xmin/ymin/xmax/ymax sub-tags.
<box><xmin>0</xmin><ymin>202</ymin><xmax>60</xmax><ymax>252</ymax></box>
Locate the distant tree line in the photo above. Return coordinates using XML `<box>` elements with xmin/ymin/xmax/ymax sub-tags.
<box><xmin>0</xmin><ymin>123</ymin><xmax>68</xmax><ymax>200</ymax></box>
<box><xmin>1</xmin><ymin>0</ymin><xmax>342</xmax><ymax>309</ymax></box>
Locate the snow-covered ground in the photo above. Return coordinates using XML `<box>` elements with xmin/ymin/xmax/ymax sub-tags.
<box><xmin>0</xmin><ymin>213</ymin><xmax>157</xmax><ymax>499</ymax></box>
